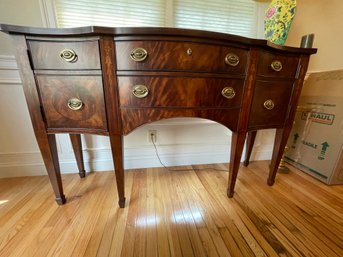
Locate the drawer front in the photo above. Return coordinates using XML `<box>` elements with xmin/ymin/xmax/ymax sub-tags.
<box><xmin>36</xmin><ymin>75</ymin><xmax>107</xmax><ymax>130</ymax></box>
<box><xmin>257</xmin><ymin>51</ymin><xmax>300</xmax><ymax>78</ymax></box>
<box><xmin>28</xmin><ymin>40</ymin><xmax>100</xmax><ymax>70</ymax></box>
<box><xmin>116</xmin><ymin>41</ymin><xmax>248</xmax><ymax>74</ymax></box>
<box><xmin>121</xmin><ymin>109</ymin><xmax>240</xmax><ymax>135</ymax></box>
<box><xmin>118</xmin><ymin>76</ymin><xmax>244</xmax><ymax>108</ymax></box>
<box><xmin>248</xmin><ymin>81</ymin><xmax>294</xmax><ymax>129</ymax></box>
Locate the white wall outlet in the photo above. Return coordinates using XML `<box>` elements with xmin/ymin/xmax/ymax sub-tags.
<box><xmin>148</xmin><ymin>130</ymin><xmax>157</xmax><ymax>143</ymax></box>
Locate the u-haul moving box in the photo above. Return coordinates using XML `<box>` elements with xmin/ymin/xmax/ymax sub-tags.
<box><xmin>285</xmin><ymin>70</ymin><xmax>343</xmax><ymax>185</ymax></box>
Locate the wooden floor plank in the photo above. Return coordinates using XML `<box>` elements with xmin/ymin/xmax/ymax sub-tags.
<box><xmin>237</xmin><ymin>165</ymin><xmax>341</xmax><ymax>256</ymax></box>
<box><xmin>0</xmin><ymin>177</ymin><xmax>48</xmax><ymax>241</ymax></box>
<box><xmin>133</xmin><ymin>169</ymin><xmax>148</xmax><ymax>257</ymax></box>
<box><xmin>0</xmin><ymin>161</ymin><xmax>342</xmax><ymax>257</ymax></box>
<box><xmin>145</xmin><ymin>168</ymin><xmax>158</xmax><ymax>257</ymax></box>
<box><xmin>184</xmin><ymin>168</ymin><xmax>245</xmax><ymax>257</ymax></box>
<box><xmin>119</xmin><ymin>170</ymin><xmax>141</xmax><ymax>257</ymax></box>
<box><xmin>194</xmin><ymin>167</ymin><xmax>272</xmax><ymax>257</ymax></box>
<box><xmin>241</xmin><ymin>162</ymin><xmax>343</xmax><ymax>257</ymax></box>
<box><xmin>155</xmin><ymin>168</ymin><xmax>182</xmax><ymax>257</ymax></box>
<box><xmin>173</xmin><ymin>167</ymin><xmax>217</xmax><ymax>257</ymax></box>
<box><xmin>107</xmin><ymin>169</ymin><xmax>134</xmax><ymax>257</ymax></box>
<box><xmin>28</xmin><ymin>174</ymin><xmax>83</xmax><ymax>257</ymax></box>
<box><xmin>82</xmin><ymin>172</ymin><xmax>120</xmax><ymax>257</ymax></box>
<box><xmin>46</xmin><ymin>173</ymin><xmax>106</xmax><ymax>257</ymax></box>
<box><xmin>163</xmin><ymin>169</ymin><xmax>196</xmax><ymax>257</ymax></box>
<box><xmin>252</xmin><ymin>162</ymin><xmax>343</xmax><ymax>233</ymax></box>
<box><xmin>0</xmin><ymin>181</ymin><xmax>59</xmax><ymax>257</ymax></box>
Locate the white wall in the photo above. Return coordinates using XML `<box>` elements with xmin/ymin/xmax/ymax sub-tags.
<box><xmin>0</xmin><ymin>0</ymin><xmax>278</xmax><ymax>177</ymax></box>
<box><xmin>286</xmin><ymin>0</ymin><xmax>343</xmax><ymax>72</ymax></box>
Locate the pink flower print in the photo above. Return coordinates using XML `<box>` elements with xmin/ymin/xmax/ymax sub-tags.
<box><xmin>266</xmin><ymin>7</ymin><xmax>276</xmax><ymax>19</ymax></box>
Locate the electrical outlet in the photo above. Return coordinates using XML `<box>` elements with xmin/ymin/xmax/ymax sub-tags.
<box><xmin>148</xmin><ymin>130</ymin><xmax>157</xmax><ymax>143</ymax></box>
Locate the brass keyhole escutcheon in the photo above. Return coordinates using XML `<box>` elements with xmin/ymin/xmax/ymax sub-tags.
<box><xmin>187</xmin><ymin>48</ymin><xmax>192</xmax><ymax>56</ymax></box>
<box><xmin>130</xmin><ymin>48</ymin><xmax>148</xmax><ymax>62</ymax></box>
<box><xmin>221</xmin><ymin>87</ymin><xmax>236</xmax><ymax>99</ymax></box>
<box><xmin>60</xmin><ymin>49</ymin><xmax>78</xmax><ymax>63</ymax></box>
<box><xmin>271</xmin><ymin>60</ymin><xmax>282</xmax><ymax>71</ymax></box>
<box><xmin>263</xmin><ymin>99</ymin><xmax>275</xmax><ymax>110</ymax></box>
<box><xmin>225</xmin><ymin>53</ymin><xmax>239</xmax><ymax>67</ymax></box>
<box><xmin>67</xmin><ymin>98</ymin><xmax>83</xmax><ymax>111</ymax></box>
<box><xmin>132</xmin><ymin>85</ymin><xmax>149</xmax><ymax>98</ymax></box>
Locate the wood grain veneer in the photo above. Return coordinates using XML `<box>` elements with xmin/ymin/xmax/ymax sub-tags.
<box><xmin>0</xmin><ymin>24</ymin><xmax>317</xmax><ymax>208</ymax></box>
<box><xmin>28</xmin><ymin>39</ymin><xmax>101</xmax><ymax>70</ymax></box>
<box><xmin>36</xmin><ymin>75</ymin><xmax>108</xmax><ymax>131</ymax></box>
<box><xmin>115</xmin><ymin>40</ymin><xmax>248</xmax><ymax>74</ymax></box>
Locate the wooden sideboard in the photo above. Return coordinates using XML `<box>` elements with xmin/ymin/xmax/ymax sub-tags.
<box><xmin>0</xmin><ymin>24</ymin><xmax>316</xmax><ymax>208</ymax></box>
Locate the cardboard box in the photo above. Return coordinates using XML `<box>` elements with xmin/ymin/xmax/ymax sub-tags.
<box><xmin>285</xmin><ymin>70</ymin><xmax>343</xmax><ymax>185</ymax></box>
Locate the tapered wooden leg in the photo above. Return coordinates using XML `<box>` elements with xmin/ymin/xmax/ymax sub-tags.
<box><xmin>69</xmin><ymin>134</ymin><xmax>86</xmax><ymax>178</ymax></box>
<box><xmin>37</xmin><ymin>133</ymin><xmax>66</xmax><ymax>205</ymax></box>
<box><xmin>268</xmin><ymin>128</ymin><xmax>291</xmax><ymax>186</ymax></box>
<box><xmin>11</xmin><ymin>36</ymin><xmax>65</xmax><ymax>205</ymax></box>
<box><xmin>243</xmin><ymin>130</ymin><xmax>257</xmax><ymax>167</ymax></box>
<box><xmin>227</xmin><ymin>132</ymin><xmax>246</xmax><ymax>198</ymax></box>
<box><xmin>109</xmin><ymin>134</ymin><xmax>125</xmax><ymax>208</ymax></box>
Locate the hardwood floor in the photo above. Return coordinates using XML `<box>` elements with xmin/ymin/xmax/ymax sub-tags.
<box><xmin>0</xmin><ymin>161</ymin><xmax>342</xmax><ymax>257</ymax></box>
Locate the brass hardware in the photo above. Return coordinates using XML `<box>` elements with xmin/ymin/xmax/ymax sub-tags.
<box><xmin>67</xmin><ymin>98</ymin><xmax>83</xmax><ymax>111</ymax></box>
<box><xmin>221</xmin><ymin>87</ymin><xmax>236</xmax><ymax>99</ymax></box>
<box><xmin>225</xmin><ymin>53</ymin><xmax>239</xmax><ymax>66</ymax></box>
<box><xmin>60</xmin><ymin>49</ymin><xmax>78</xmax><ymax>63</ymax></box>
<box><xmin>130</xmin><ymin>48</ymin><xmax>148</xmax><ymax>62</ymax></box>
<box><xmin>263</xmin><ymin>99</ymin><xmax>275</xmax><ymax>110</ymax></box>
<box><xmin>271</xmin><ymin>60</ymin><xmax>282</xmax><ymax>71</ymax></box>
<box><xmin>132</xmin><ymin>85</ymin><xmax>149</xmax><ymax>98</ymax></box>
<box><xmin>187</xmin><ymin>48</ymin><xmax>192</xmax><ymax>56</ymax></box>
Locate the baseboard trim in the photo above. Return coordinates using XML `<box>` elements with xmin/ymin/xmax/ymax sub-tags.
<box><xmin>0</xmin><ymin>55</ymin><xmax>21</xmax><ymax>84</ymax></box>
<box><xmin>0</xmin><ymin>143</ymin><xmax>273</xmax><ymax>178</ymax></box>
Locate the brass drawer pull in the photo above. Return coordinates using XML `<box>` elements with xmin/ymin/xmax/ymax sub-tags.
<box><xmin>67</xmin><ymin>98</ymin><xmax>83</xmax><ymax>111</ymax></box>
<box><xmin>60</xmin><ymin>49</ymin><xmax>78</xmax><ymax>63</ymax></box>
<box><xmin>221</xmin><ymin>87</ymin><xmax>236</xmax><ymax>99</ymax></box>
<box><xmin>130</xmin><ymin>48</ymin><xmax>148</xmax><ymax>62</ymax></box>
<box><xmin>271</xmin><ymin>60</ymin><xmax>282</xmax><ymax>71</ymax></box>
<box><xmin>225</xmin><ymin>53</ymin><xmax>239</xmax><ymax>66</ymax></box>
<box><xmin>187</xmin><ymin>48</ymin><xmax>192</xmax><ymax>56</ymax></box>
<box><xmin>263</xmin><ymin>99</ymin><xmax>275</xmax><ymax>110</ymax></box>
<box><xmin>132</xmin><ymin>85</ymin><xmax>149</xmax><ymax>98</ymax></box>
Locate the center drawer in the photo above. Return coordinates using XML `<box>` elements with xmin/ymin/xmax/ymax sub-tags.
<box><xmin>115</xmin><ymin>41</ymin><xmax>248</xmax><ymax>74</ymax></box>
<box><xmin>118</xmin><ymin>76</ymin><xmax>244</xmax><ymax>108</ymax></box>
<box><xmin>36</xmin><ymin>75</ymin><xmax>107</xmax><ymax>131</ymax></box>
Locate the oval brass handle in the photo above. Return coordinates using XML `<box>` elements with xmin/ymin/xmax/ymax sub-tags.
<box><xmin>271</xmin><ymin>60</ymin><xmax>282</xmax><ymax>71</ymax></box>
<box><xmin>67</xmin><ymin>98</ymin><xmax>83</xmax><ymax>111</ymax></box>
<box><xmin>221</xmin><ymin>87</ymin><xmax>236</xmax><ymax>99</ymax></box>
<box><xmin>263</xmin><ymin>99</ymin><xmax>275</xmax><ymax>110</ymax></box>
<box><xmin>225</xmin><ymin>53</ymin><xmax>239</xmax><ymax>66</ymax></box>
<box><xmin>130</xmin><ymin>48</ymin><xmax>148</xmax><ymax>62</ymax></box>
<box><xmin>132</xmin><ymin>85</ymin><xmax>149</xmax><ymax>98</ymax></box>
<box><xmin>60</xmin><ymin>49</ymin><xmax>78</xmax><ymax>63</ymax></box>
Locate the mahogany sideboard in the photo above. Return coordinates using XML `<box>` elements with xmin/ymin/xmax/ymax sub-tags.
<box><xmin>0</xmin><ymin>24</ymin><xmax>316</xmax><ymax>207</ymax></box>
